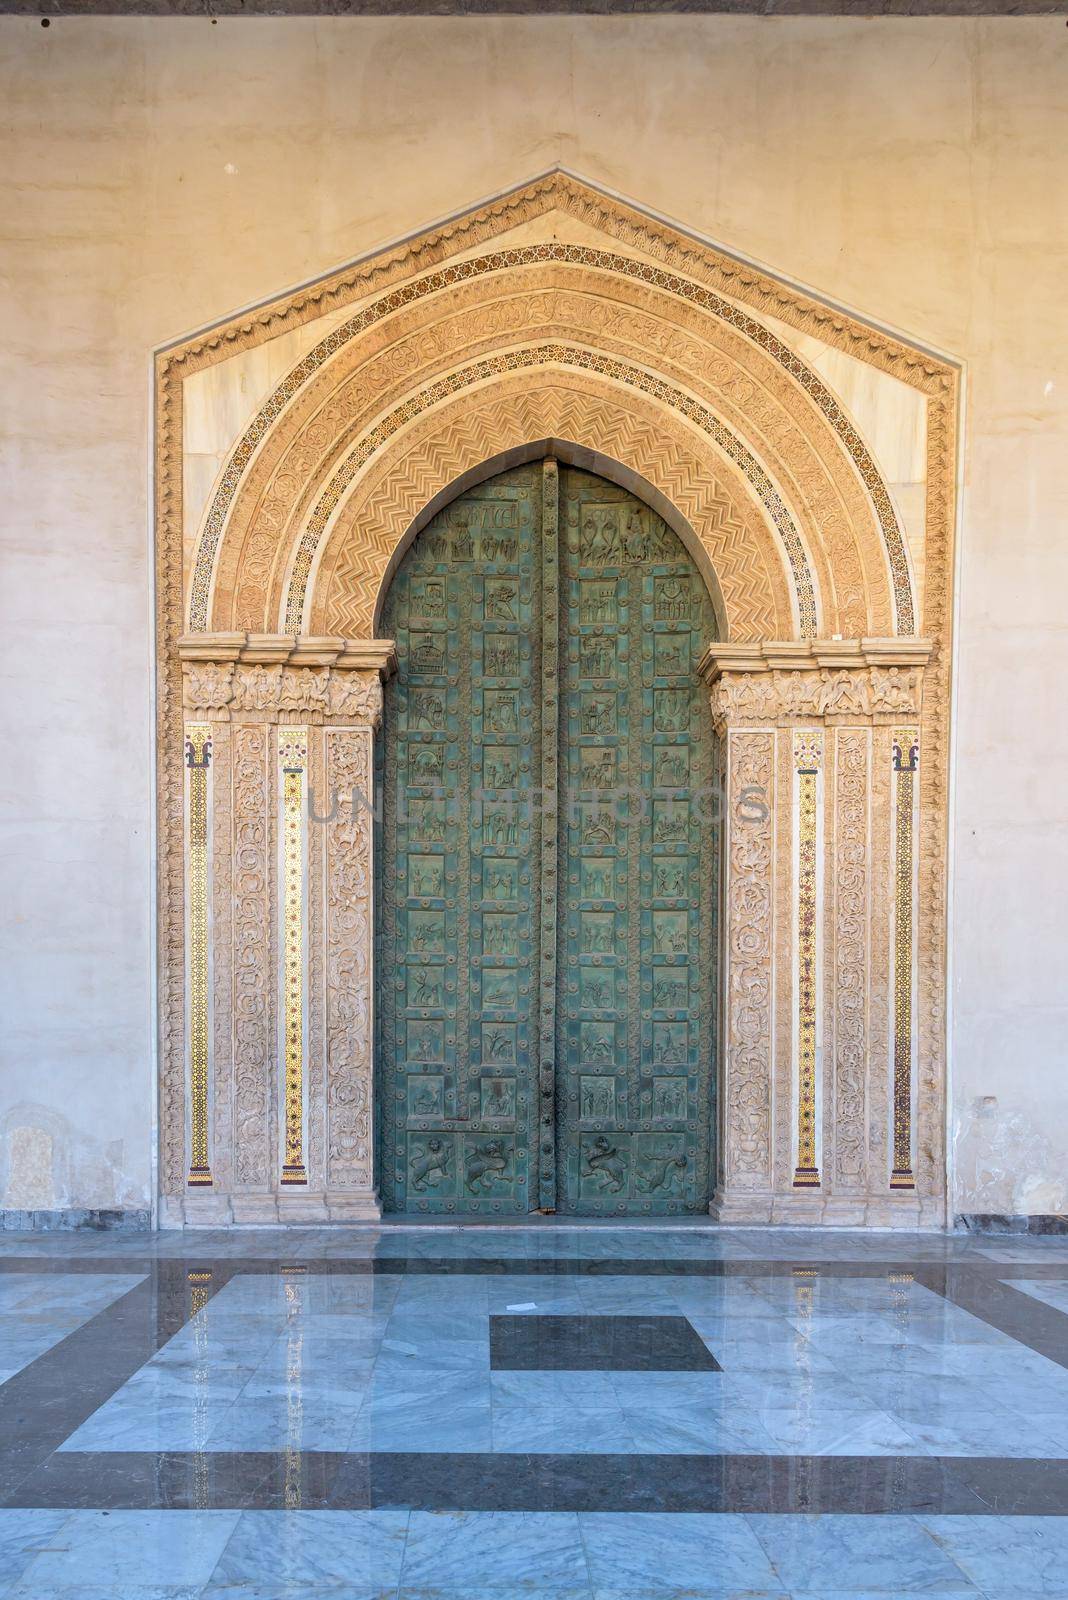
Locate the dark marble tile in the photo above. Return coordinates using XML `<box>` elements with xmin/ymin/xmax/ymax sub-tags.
<box><xmin>5</xmin><ymin>1449</ymin><xmax>346</xmax><ymax>1510</ymax></box>
<box><xmin>489</xmin><ymin>1314</ymin><xmax>720</xmax><ymax>1371</ymax></box>
<box><xmin>958</xmin><ymin>1213</ymin><xmax>1068</xmax><ymax>1235</ymax></box>
<box><xmin>918</xmin><ymin>1266</ymin><xmax>1068</xmax><ymax>1369</ymax></box>
<box><xmin>0</xmin><ymin>1264</ymin><xmax>238</xmax><ymax>1496</ymax></box>
<box><xmin>3</xmin><ymin>1450</ymin><xmax>1030</xmax><ymax>1514</ymax></box>
<box><xmin>952</xmin><ymin>1455</ymin><xmax>1068</xmax><ymax>1514</ymax></box>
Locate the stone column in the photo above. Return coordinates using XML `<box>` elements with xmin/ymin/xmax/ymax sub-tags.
<box><xmin>170</xmin><ymin>634</ymin><xmax>395</xmax><ymax>1225</ymax></box>
<box><xmin>700</xmin><ymin>639</ymin><xmax>936</xmax><ymax>1227</ymax></box>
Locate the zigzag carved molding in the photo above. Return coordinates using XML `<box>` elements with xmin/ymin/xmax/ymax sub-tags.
<box><xmin>314</xmin><ymin>384</ymin><xmax>786</xmax><ymax>640</ymax></box>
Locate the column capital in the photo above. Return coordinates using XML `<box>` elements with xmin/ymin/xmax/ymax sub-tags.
<box><xmin>179</xmin><ymin>635</ymin><xmax>396</xmax><ymax>727</ymax></box>
<box><xmin>698</xmin><ymin>637</ymin><xmax>933</xmax><ymax>732</ymax></box>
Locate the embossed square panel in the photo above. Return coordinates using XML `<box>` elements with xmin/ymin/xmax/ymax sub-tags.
<box><xmin>577</xmin><ymin>692</ymin><xmax>616</xmax><ymax>735</ymax></box>
<box><xmin>654</xmin><ymin>632</ymin><xmax>691</xmax><ymax>676</ymax></box>
<box><xmin>481</xmin><ymin>967</ymin><xmax>518</xmax><ymax>1009</ymax></box>
<box><xmin>408</xmin><ymin>854</ymin><xmax>444</xmax><ymax>899</ymax></box>
<box><xmin>408</xmin><ymin>742</ymin><xmax>445</xmax><ymax>785</ymax></box>
<box><xmin>489</xmin><ymin>1314</ymin><xmax>721</xmax><ymax>1372</ymax></box>
<box><xmin>483</xmin><ymin>633</ymin><xmax>519</xmax><ymax>678</ymax></box>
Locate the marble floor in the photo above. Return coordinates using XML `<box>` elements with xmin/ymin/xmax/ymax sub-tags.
<box><xmin>4</xmin><ymin>1225</ymin><xmax>1068</xmax><ymax>1596</ymax></box>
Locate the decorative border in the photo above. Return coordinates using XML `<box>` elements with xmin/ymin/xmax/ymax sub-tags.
<box><xmin>792</xmin><ymin>730</ymin><xmax>823</xmax><ymax>1188</ymax></box>
<box><xmin>183</xmin><ymin>724</ymin><xmax>213</xmax><ymax>1187</ymax></box>
<box><xmin>832</xmin><ymin>728</ymin><xmax>870</xmax><ymax>1192</ymax></box>
<box><xmin>279</xmin><ymin>342</ymin><xmax>818</xmax><ymax>640</ymax></box>
<box><xmin>185</xmin><ymin>240</ymin><xmax>911</xmax><ymax>637</ymax></box>
<box><xmin>324</xmin><ymin>721</ymin><xmax>378</xmax><ymax>1197</ymax></box>
<box><xmin>278</xmin><ymin>728</ymin><xmax>309</xmax><ymax>1185</ymax></box>
<box><xmin>891</xmin><ymin>727</ymin><xmax>918</xmax><ymax>1189</ymax></box>
<box><xmin>722</xmin><ymin>730</ymin><xmax>775</xmax><ymax>1195</ymax></box>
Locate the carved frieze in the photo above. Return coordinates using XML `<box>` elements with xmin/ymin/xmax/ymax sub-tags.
<box><xmin>703</xmin><ymin>642</ymin><xmax>931</xmax><ymax>733</ymax></box>
<box><xmin>181</xmin><ymin>639</ymin><xmax>394</xmax><ymax>724</ymax></box>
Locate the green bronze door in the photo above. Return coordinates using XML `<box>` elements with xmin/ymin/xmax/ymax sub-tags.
<box><xmin>379</xmin><ymin>460</ymin><xmax>719</xmax><ymax>1214</ymax></box>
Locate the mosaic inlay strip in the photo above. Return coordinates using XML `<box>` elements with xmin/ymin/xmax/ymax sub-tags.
<box><xmin>891</xmin><ymin>727</ymin><xmax>918</xmax><ymax>1190</ymax></box>
<box><xmin>793</xmin><ymin>730</ymin><xmax>822</xmax><ymax>1189</ymax></box>
<box><xmin>184</xmin><ymin>724</ymin><xmax>213</xmax><ymax>1187</ymax></box>
<box><xmin>279</xmin><ymin>728</ymin><xmax>309</xmax><ymax>1185</ymax></box>
<box><xmin>281</xmin><ymin>343</ymin><xmax>817</xmax><ymax>638</ymax></box>
<box><xmin>187</xmin><ymin>244</ymin><xmax>915</xmax><ymax>637</ymax></box>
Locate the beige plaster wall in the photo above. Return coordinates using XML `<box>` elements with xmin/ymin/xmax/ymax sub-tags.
<box><xmin>1</xmin><ymin>15</ymin><xmax>1064</xmax><ymax>1219</ymax></box>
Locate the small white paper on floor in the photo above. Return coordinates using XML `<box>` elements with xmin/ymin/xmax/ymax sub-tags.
<box><xmin>506</xmin><ymin>1303</ymin><xmax>537</xmax><ymax>1312</ymax></box>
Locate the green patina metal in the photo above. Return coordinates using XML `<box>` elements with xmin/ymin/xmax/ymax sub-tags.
<box><xmin>378</xmin><ymin>461</ymin><xmax>719</xmax><ymax>1214</ymax></box>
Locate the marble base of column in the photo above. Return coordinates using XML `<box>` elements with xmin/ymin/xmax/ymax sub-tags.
<box><xmin>708</xmin><ymin>1187</ymin><xmax>775</xmax><ymax>1224</ymax></box>
<box><xmin>180</xmin><ymin>1191</ymin><xmax>234</xmax><ymax>1226</ymax></box>
<box><xmin>326</xmin><ymin>1189</ymin><xmax>383</xmax><ymax>1222</ymax></box>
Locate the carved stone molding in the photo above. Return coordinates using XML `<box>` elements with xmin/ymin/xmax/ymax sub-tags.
<box><xmin>324</xmin><ymin>726</ymin><xmax>378</xmax><ymax>1214</ymax></box>
<box><xmin>711</xmin><ymin>729</ymin><xmax>775</xmax><ymax>1220</ymax></box>
<box><xmin>701</xmin><ymin>639</ymin><xmax>933</xmax><ymax>731</ymax></box>
<box><xmin>180</xmin><ymin>636</ymin><xmax>395</xmax><ymax>725</ymax></box>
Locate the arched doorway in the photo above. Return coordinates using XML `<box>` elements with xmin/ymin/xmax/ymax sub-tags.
<box><xmin>377</xmin><ymin>458</ymin><xmax>720</xmax><ymax>1214</ymax></box>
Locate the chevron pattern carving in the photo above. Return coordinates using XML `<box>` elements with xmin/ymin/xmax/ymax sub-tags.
<box><xmin>317</xmin><ymin>385</ymin><xmax>786</xmax><ymax>641</ymax></box>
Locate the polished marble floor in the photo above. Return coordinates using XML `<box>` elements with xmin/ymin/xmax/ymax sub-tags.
<box><xmin>4</xmin><ymin>1224</ymin><xmax>1068</xmax><ymax>1596</ymax></box>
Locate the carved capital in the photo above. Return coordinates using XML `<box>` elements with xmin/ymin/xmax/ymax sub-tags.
<box><xmin>328</xmin><ymin>672</ymin><xmax>384</xmax><ymax>727</ymax></box>
<box><xmin>177</xmin><ymin>635</ymin><xmax>396</xmax><ymax>723</ymax></box>
<box><xmin>182</xmin><ymin>661</ymin><xmax>235</xmax><ymax>712</ymax></box>
<box><xmin>278</xmin><ymin>666</ymin><xmax>329</xmax><ymax>714</ymax></box>
<box><xmin>702</xmin><ymin>638</ymin><xmax>931</xmax><ymax>731</ymax></box>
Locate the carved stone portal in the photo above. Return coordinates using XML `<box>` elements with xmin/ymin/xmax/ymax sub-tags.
<box><xmin>155</xmin><ymin>172</ymin><xmax>957</xmax><ymax>1227</ymax></box>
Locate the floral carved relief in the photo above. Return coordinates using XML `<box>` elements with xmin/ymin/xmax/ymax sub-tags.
<box><xmin>724</xmin><ymin>730</ymin><xmax>775</xmax><ymax>1191</ymax></box>
<box><xmin>324</xmin><ymin>726</ymin><xmax>375</xmax><ymax>1192</ymax></box>
<box><xmin>230</xmin><ymin>723</ymin><xmax>273</xmax><ymax>1189</ymax></box>
<box><xmin>833</xmin><ymin>730</ymin><xmax>870</xmax><ymax>1190</ymax></box>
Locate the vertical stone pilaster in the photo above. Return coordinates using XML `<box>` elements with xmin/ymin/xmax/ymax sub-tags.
<box><xmin>792</xmin><ymin>730</ymin><xmax>823</xmax><ymax>1190</ymax></box>
<box><xmin>831</xmin><ymin>728</ymin><xmax>870</xmax><ymax>1197</ymax></box>
<box><xmin>703</xmin><ymin>638</ymin><xmax>934</xmax><ymax>1225</ymax></box>
<box><xmin>179</xmin><ymin>639</ymin><xmax>394</xmax><ymax>1224</ymax></box>
<box><xmin>210</xmin><ymin>721</ymin><xmax>234</xmax><ymax>1196</ymax></box>
<box><xmin>230</xmin><ymin>721</ymin><xmax>273</xmax><ymax>1213</ymax></box>
<box><xmin>322</xmin><ymin>675</ymin><xmax>384</xmax><ymax>1218</ymax></box>
<box><xmin>709</xmin><ymin>726</ymin><xmax>776</xmax><ymax>1222</ymax></box>
<box><xmin>183</xmin><ymin>724</ymin><xmax>213</xmax><ymax>1188</ymax></box>
<box><xmin>278</xmin><ymin>728</ymin><xmax>309</xmax><ymax>1186</ymax></box>
<box><xmin>891</xmin><ymin>727</ymin><xmax>919</xmax><ymax>1191</ymax></box>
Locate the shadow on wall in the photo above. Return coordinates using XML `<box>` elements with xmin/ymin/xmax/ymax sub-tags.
<box><xmin>954</xmin><ymin>1095</ymin><xmax>1068</xmax><ymax>1216</ymax></box>
<box><xmin>0</xmin><ymin>1103</ymin><xmax>144</xmax><ymax>1217</ymax></box>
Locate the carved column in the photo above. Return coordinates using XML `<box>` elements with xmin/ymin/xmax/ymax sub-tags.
<box><xmin>171</xmin><ymin>634</ymin><xmax>394</xmax><ymax>1225</ymax></box>
<box><xmin>701</xmin><ymin>639</ymin><xmax>935</xmax><ymax>1226</ymax></box>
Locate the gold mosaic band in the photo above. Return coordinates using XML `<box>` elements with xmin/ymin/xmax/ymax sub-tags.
<box><xmin>279</xmin><ymin>728</ymin><xmax>309</xmax><ymax>1185</ymax></box>
<box><xmin>184</xmin><ymin>725</ymin><xmax>213</xmax><ymax>1187</ymax></box>
<box><xmin>891</xmin><ymin>728</ymin><xmax>918</xmax><ymax>1190</ymax></box>
<box><xmin>793</xmin><ymin>730</ymin><xmax>822</xmax><ymax>1189</ymax></box>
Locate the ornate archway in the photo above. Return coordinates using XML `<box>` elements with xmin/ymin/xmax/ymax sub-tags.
<box><xmin>158</xmin><ymin>171</ymin><xmax>957</xmax><ymax>1226</ymax></box>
